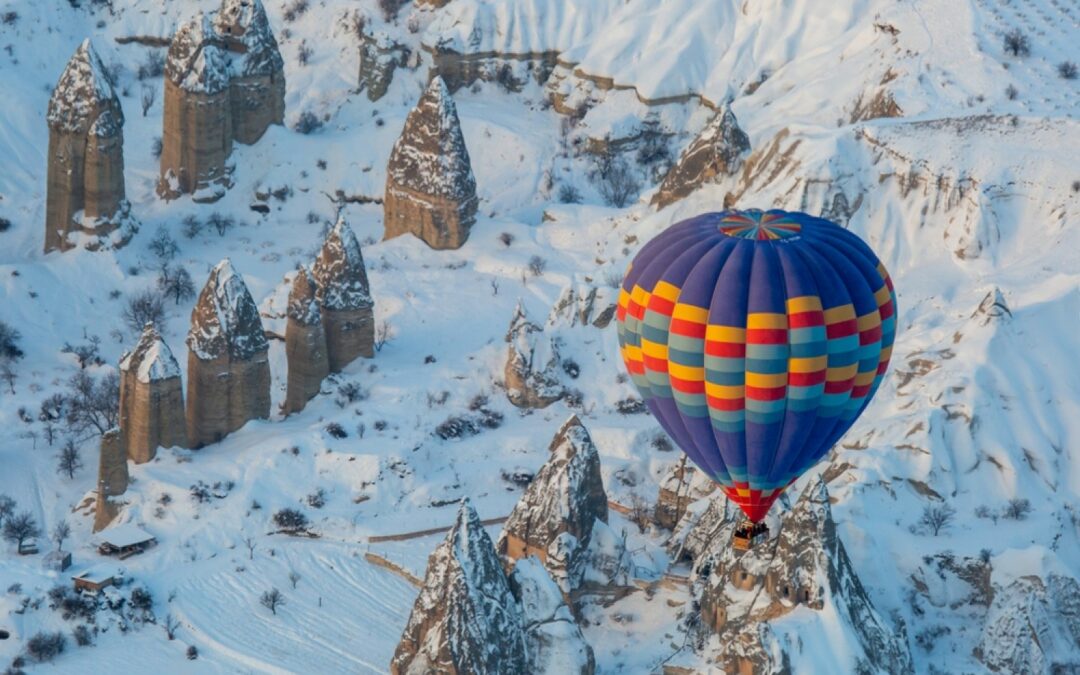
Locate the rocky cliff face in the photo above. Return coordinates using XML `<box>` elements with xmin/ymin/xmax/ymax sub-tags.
<box><xmin>159</xmin><ymin>0</ymin><xmax>284</xmax><ymax>202</ymax></box>
<box><xmin>312</xmin><ymin>217</ymin><xmax>374</xmax><ymax>371</ymax></box>
<box><xmin>976</xmin><ymin>573</ymin><xmax>1080</xmax><ymax>673</ymax></box>
<box><xmin>284</xmin><ymin>267</ymin><xmax>329</xmax><ymax>413</ymax></box>
<box><xmin>45</xmin><ymin>39</ymin><xmax>135</xmax><ymax>253</ymax></box>
<box><xmin>391</xmin><ymin>499</ymin><xmax>529</xmax><ymax>675</ymax></box>
<box><xmin>185</xmin><ymin>259</ymin><xmax>271</xmax><ymax>447</ymax></box>
<box><xmin>686</xmin><ymin>480</ymin><xmax>913</xmax><ymax>674</ymax></box>
<box><xmin>497</xmin><ymin>416</ymin><xmax>608</xmax><ymax>591</ymax></box>
<box><xmin>358</xmin><ymin>30</ymin><xmax>408</xmax><ymax>102</ymax></box>
<box><xmin>504</xmin><ymin>301</ymin><xmax>565</xmax><ymax>409</ymax></box>
<box><xmin>652</xmin><ymin>106</ymin><xmax>750</xmax><ymax>209</ymax></box>
<box><xmin>654</xmin><ymin>459</ymin><xmax>716</xmax><ymax>531</ymax></box>
<box><xmin>509</xmin><ymin>556</ymin><xmax>596</xmax><ymax>675</ymax></box>
<box><xmin>93</xmin><ymin>428</ymin><xmax>128</xmax><ymax>532</ymax></box>
<box><xmin>384</xmin><ymin>76</ymin><xmax>478</xmax><ymax>250</ymax></box>
<box><xmin>118</xmin><ymin>322</ymin><xmax>186</xmax><ymax>462</ymax></box>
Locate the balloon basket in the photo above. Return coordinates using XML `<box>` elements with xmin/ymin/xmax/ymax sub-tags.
<box><xmin>732</xmin><ymin>521</ymin><xmax>769</xmax><ymax>551</ymax></box>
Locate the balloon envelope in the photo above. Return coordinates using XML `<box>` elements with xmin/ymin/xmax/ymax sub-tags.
<box><xmin>616</xmin><ymin>209</ymin><xmax>896</xmax><ymax>522</ymax></box>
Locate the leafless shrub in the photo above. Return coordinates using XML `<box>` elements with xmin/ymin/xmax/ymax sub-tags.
<box><xmin>64</xmin><ymin>370</ymin><xmax>119</xmax><ymax>436</ymax></box>
<box><xmin>140</xmin><ymin>84</ymin><xmax>156</xmax><ymax>116</ymax></box>
<box><xmin>260</xmin><ymin>588</ymin><xmax>285</xmax><ymax>615</ymax></box>
<box><xmin>122</xmin><ymin>289</ymin><xmax>166</xmax><ymax>333</ymax></box>
<box><xmin>1003</xmin><ymin>497</ymin><xmax>1032</xmax><ymax>520</ymax></box>
<box><xmin>136</xmin><ymin>50</ymin><xmax>165</xmax><ymax>80</ymax></box>
<box><xmin>1003</xmin><ymin>29</ymin><xmax>1030</xmax><ymax>57</ymax></box>
<box><xmin>527</xmin><ymin>255</ymin><xmax>547</xmax><ymax>276</ymax></box>
<box><xmin>1058</xmin><ymin>61</ymin><xmax>1078</xmax><ymax>80</ymax></box>
<box><xmin>919</xmin><ymin>503</ymin><xmax>956</xmax><ymax>535</ymax></box>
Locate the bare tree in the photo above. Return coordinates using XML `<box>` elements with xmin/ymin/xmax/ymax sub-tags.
<box><xmin>140</xmin><ymin>84</ymin><xmax>156</xmax><ymax>117</ymax></box>
<box><xmin>0</xmin><ymin>494</ymin><xmax>15</xmax><ymax>528</ymax></box>
<box><xmin>158</xmin><ymin>266</ymin><xmax>196</xmax><ymax>305</ymax></box>
<box><xmin>3</xmin><ymin>511</ymin><xmax>42</xmax><ymax>551</ymax></box>
<box><xmin>164</xmin><ymin>613</ymin><xmax>180</xmax><ymax>640</ymax></box>
<box><xmin>122</xmin><ymin>289</ymin><xmax>166</xmax><ymax>334</ymax></box>
<box><xmin>52</xmin><ymin>519</ymin><xmax>71</xmax><ymax>551</ymax></box>
<box><xmin>148</xmin><ymin>226</ymin><xmax>178</xmax><ymax>264</ymax></box>
<box><xmin>626</xmin><ymin>491</ymin><xmax>652</xmax><ymax>534</ymax></box>
<box><xmin>244</xmin><ymin>536</ymin><xmax>256</xmax><ymax>560</ymax></box>
<box><xmin>0</xmin><ymin>359</ymin><xmax>15</xmax><ymax>394</ymax></box>
<box><xmin>595</xmin><ymin>158</ymin><xmax>641</xmax><ymax>207</ymax></box>
<box><xmin>65</xmin><ymin>371</ymin><xmax>119</xmax><ymax>436</ymax></box>
<box><xmin>56</xmin><ymin>440</ymin><xmax>83</xmax><ymax>479</ymax></box>
<box><xmin>288</xmin><ymin>570</ymin><xmax>301</xmax><ymax>589</ymax></box>
<box><xmin>920</xmin><ymin>503</ymin><xmax>956</xmax><ymax>536</ymax></box>
<box><xmin>1004</xmin><ymin>498</ymin><xmax>1032</xmax><ymax>520</ymax></box>
<box><xmin>260</xmin><ymin>588</ymin><xmax>285</xmax><ymax>615</ymax></box>
<box><xmin>374</xmin><ymin>321</ymin><xmax>392</xmax><ymax>353</ymax></box>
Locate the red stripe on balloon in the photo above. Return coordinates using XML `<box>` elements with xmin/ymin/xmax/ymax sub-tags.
<box><xmin>789</xmin><ymin>370</ymin><xmax>827</xmax><ymax>386</ymax></box>
<box><xmin>643</xmin><ymin>355</ymin><xmax>669</xmax><ymax>372</ymax></box>
<box><xmin>788</xmin><ymin>311</ymin><xmax>824</xmax><ymax>328</ymax></box>
<box><xmin>746</xmin><ymin>385</ymin><xmax>786</xmax><ymax>401</ymax></box>
<box><xmin>746</xmin><ymin>328</ymin><xmax>787</xmax><ymax>344</ymax></box>
<box><xmin>647</xmin><ymin>296</ymin><xmax>675</xmax><ymax>316</ymax></box>
<box><xmin>859</xmin><ymin>325</ymin><xmax>882</xmax><ymax>345</ymax></box>
<box><xmin>705</xmin><ymin>341</ymin><xmax>746</xmax><ymax>358</ymax></box>
<box><xmin>669</xmin><ymin>319</ymin><xmax>706</xmax><ymax>339</ymax></box>
<box><xmin>670</xmin><ymin>377</ymin><xmax>705</xmax><ymax>395</ymax></box>
<box><xmin>826</xmin><ymin>320</ymin><xmax>858</xmax><ymax>338</ymax></box>
<box><xmin>706</xmin><ymin>396</ymin><xmax>745</xmax><ymax>411</ymax></box>
<box><xmin>824</xmin><ymin>378</ymin><xmax>855</xmax><ymax>394</ymax></box>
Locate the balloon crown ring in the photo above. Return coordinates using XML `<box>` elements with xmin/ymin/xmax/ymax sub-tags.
<box><xmin>717</xmin><ymin>209</ymin><xmax>803</xmax><ymax>240</ymax></box>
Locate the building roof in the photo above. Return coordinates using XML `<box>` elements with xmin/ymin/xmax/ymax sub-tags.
<box><xmin>73</xmin><ymin>563</ymin><xmax>124</xmax><ymax>585</ymax></box>
<box><xmin>97</xmin><ymin>524</ymin><xmax>156</xmax><ymax>548</ymax></box>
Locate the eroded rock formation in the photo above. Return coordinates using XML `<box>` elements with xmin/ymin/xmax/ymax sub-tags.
<box><xmin>159</xmin><ymin>0</ymin><xmax>284</xmax><ymax>202</ymax></box>
<box><xmin>358</xmin><ymin>30</ymin><xmax>408</xmax><ymax>102</ymax></box>
<box><xmin>509</xmin><ymin>557</ymin><xmax>596</xmax><ymax>675</ymax></box>
<box><xmin>504</xmin><ymin>302</ymin><xmax>565</xmax><ymax>409</ymax></box>
<box><xmin>93</xmin><ymin>428</ymin><xmax>129</xmax><ymax>532</ymax></box>
<box><xmin>45</xmin><ymin>39</ymin><xmax>136</xmax><ymax>253</ymax></box>
<box><xmin>977</xmin><ymin>572</ymin><xmax>1080</xmax><ymax>673</ymax></box>
<box><xmin>683</xmin><ymin>479</ymin><xmax>913</xmax><ymax>674</ymax></box>
<box><xmin>284</xmin><ymin>267</ymin><xmax>329</xmax><ymax>413</ymax></box>
<box><xmin>119</xmin><ymin>322</ymin><xmax>187</xmax><ymax>462</ymax></box>
<box><xmin>384</xmin><ymin>76</ymin><xmax>478</xmax><ymax>250</ymax></box>
<box><xmin>312</xmin><ymin>217</ymin><xmax>374</xmax><ymax>371</ymax></box>
<box><xmin>185</xmin><ymin>259</ymin><xmax>271</xmax><ymax>447</ymax></box>
<box><xmin>652</xmin><ymin>106</ymin><xmax>750</xmax><ymax>209</ymax></box>
<box><xmin>654</xmin><ymin>458</ymin><xmax>715</xmax><ymax>531</ymax></box>
<box><xmin>391</xmin><ymin>499</ymin><xmax>529</xmax><ymax>675</ymax></box>
<box><xmin>497</xmin><ymin>416</ymin><xmax>608</xmax><ymax>591</ymax></box>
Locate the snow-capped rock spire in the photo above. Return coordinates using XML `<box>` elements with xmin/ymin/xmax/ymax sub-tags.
<box><xmin>391</xmin><ymin>498</ymin><xmax>529</xmax><ymax>674</ymax></box>
<box><xmin>165</xmin><ymin>13</ymin><xmax>231</xmax><ymax>95</ymax></box>
<box><xmin>286</xmin><ymin>266</ymin><xmax>321</xmax><ymax>326</ymax></box>
<box><xmin>120</xmin><ymin>322</ymin><xmax>182</xmax><ymax>384</ymax></box>
<box><xmin>47</xmin><ymin>38</ymin><xmax>122</xmax><ymax>137</ymax></box>
<box><xmin>312</xmin><ymin>217</ymin><xmax>373</xmax><ymax>312</ymax></box>
<box><xmin>497</xmin><ymin>416</ymin><xmax>608</xmax><ymax>587</ymax></box>
<box><xmin>214</xmin><ymin>0</ymin><xmax>284</xmax><ymax>78</ymax></box>
<box><xmin>187</xmin><ymin>259</ymin><xmax>269</xmax><ymax>361</ymax></box>
<box><xmin>384</xmin><ymin>75</ymin><xmax>479</xmax><ymax>249</ymax></box>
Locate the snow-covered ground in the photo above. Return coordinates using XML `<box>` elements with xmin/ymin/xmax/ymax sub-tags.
<box><xmin>1</xmin><ymin>0</ymin><xmax>1078</xmax><ymax>673</ymax></box>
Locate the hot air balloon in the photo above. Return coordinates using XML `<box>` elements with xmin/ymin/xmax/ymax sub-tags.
<box><xmin>616</xmin><ymin>209</ymin><xmax>896</xmax><ymax>547</ymax></box>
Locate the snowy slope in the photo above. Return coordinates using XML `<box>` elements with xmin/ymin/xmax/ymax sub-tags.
<box><xmin>1</xmin><ymin>0</ymin><xmax>1078</xmax><ymax>673</ymax></box>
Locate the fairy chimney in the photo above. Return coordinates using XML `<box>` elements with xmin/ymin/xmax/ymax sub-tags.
<box><xmin>119</xmin><ymin>323</ymin><xmax>187</xmax><ymax>463</ymax></box>
<box><xmin>214</xmin><ymin>0</ymin><xmax>286</xmax><ymax>144</ymax></box>
<box><xmin>158</xmin><ymin>13</ymin><xmax>234</xmax><ymax>201</ymax></box>
<box><xmin>185</xmin><ymin>259</ymin><xmax>271</xmax><ymax>447</ymax></box>
<box><xmin>497</xmin><ymin>416</ymin><xmax>608</xmax><ymax>588</ymax></box>
<box><xmin>652</xmin><ymin>105</ymin><xmax>750</xmax><ymax>209</ymax></box>
<box><xmin>504</xmin><ymin>301</ymin><xmax>565</xmax><ymax>409</ymax></box>
<box><xmin>391</xmin><ymin>499</ymin><xmax>529</xmax><ymax>675</ymax></box>
<box><xmin>45</xmin><ymin>39</ymin><xmax>134</xmax><ymax>253</ymax></box>
<box><xmin>384</xmin><ymin>76</ymin><xmax>478</xmax><ymax>250</ymax></box>
<box><xmin>284</xmin><ymin>267</ymin><xmax>329</xmax><ymax>413</ymax></box>
<box><xmin>312</xmin><ymin>217</ymin><xmax>374</xmax><ymax>372</ymax></box>
<box><xmin>93</xmin><ymin>428</ymin><xmax>128</xmax><ymax>532</ymax></box>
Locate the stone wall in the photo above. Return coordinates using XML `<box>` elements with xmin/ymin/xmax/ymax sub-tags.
<box><xmin>119</xmin><ymin>371</ymin><xmax>187</xmax><ymax>463</ymax></box>
<box><xmin>322</xmin><ymin>307</ymin><xmax>374</xmax><ymax>372</ymax></box>
<box><xmin>185</xmin><ymin>351</ymin><xmax>271</xmax><ymax>447</ymax></box>
<box><xmin>159</xmin><ymin>79</ymin><xmax>234</xmax><ymax>200</ymax></box>
<box><xmin>383</xmin><ymin>183</ymin><xmax>476</xmax><ymax>250</ymax></box>
<box><xmin>93</xmin><ymin>429</ymin><xmax>128</xmax><ymax>532</ymax></box>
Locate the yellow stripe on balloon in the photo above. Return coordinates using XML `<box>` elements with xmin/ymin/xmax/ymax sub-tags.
<box><xmin>789</xmin><ymin>356</ymin><xmax>828</xmax><ymax>372</ymax></box>
<box><xmin>668</xmin><ymin>362</ymin><xmax>705</xmax><ymax>381</ymax></box>
<box><xmin>672</xmin><ymin>304</ymin><xmax>709</xmax><ymax>323</ymax></box>
<box><xmin>705</xmin><ymin>382</ymin><xmax>744</xmax><ymax>398</ymax></box>
<box><xmin>786</xmin><ymin>295</ymin><xmax>823</xmax><ymax>312</ymax></box>
<box><xmin>856</xmin><ymin>312</ymin><xmax>881</xmax><ymax>331</ymax></box>
<box><xmin>746</xmin><ymin>372</ymin><xmax>787</xmax><ymax>387</ymax></box>
<box><xmin>823</xmin><ymin>305</ymin><xmax>856</xmax><ymax>323</ymax></box>
<box><xmin>746</xmin><ymin>313</ymin><xmax>787</xmax><ymax>329</ymax></box>
<box><xmin>652</xmin><ymin>281</ymin><xmax>681</xmax><ymax>302</ymax></box>
<box><xmin>826</xmin><ymin>364</ymin><xmax>859</xmax><ymax>381</ymax></box>
<box><xmin>705</xmin><ymin>325</ymin><xmax>747</xmax><ymax>342</ymax></box>
<box><xmin>641</xmin><ymin>340</ymin><xmax>669</xmax><ymax>359</ymax></box>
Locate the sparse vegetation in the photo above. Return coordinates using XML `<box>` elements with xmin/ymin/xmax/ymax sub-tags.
<box><xmin>273</xmin><ymin>508</ymin><xmax>309</xmax><ymax>533</ymax></box>
<box><xmin>1057</xmin><ymin>61</ymin><xmax>1078</xmax><ymax>80</ymax></box>
<box><xmin>1003</xmin><ymin>29</ymin><xmax>1030</xmax><ymax>57</ymax></box>
<box><xmin>615</xmin><ymin>397</ymin><xmax>647</xmax><ymax>415</ymax></box>
<box><xmin>260</xmin><ymin>588</ymin><xmax>285</xmax><ymax>615</ymax></box>
<box><xmin>324</xmin><ymin>422</ymin><xmax>347</xmax><ymax>439</ymax></box>
<box><xmin>294</xmin><ymin>111</ymin><xmax>323</xmax><ymax>135</ymax></box>
<box><xmin>140</xmin><ymin>84</ymin><xmax>156</xmax><ymax>116</ymax></box>
<box><xmin>527</xmin><ymin>255</ymin><xmax>547</xmax><ymax>277</ymax></box>
<box><xmin>283</xmin><ymin>0</ymin><xmax>309</xmax><ymax>22</ymax></box>
<box><xmin>136</xmin><ymin>50</ymin><xmax>165</xmax><ymax>80</ymax></box>
<box><xmin>1003</xmin><ymin>497</ymin><xmax>1032</xmax><ymax>520</ymax></box>
<box><xmin>206</xmin><ymin>212</ymin><xmax>235</xmax><ymax>237</ymax></box>
<box><xmin>122</xmin><ymin>289</ymin><xmax>166</xmax><ymax>333</ymax></box>
<box><xmin>55</xmin><ymin>440</ymin><xmax>83</xmax><ymax>480</ymax></box>
<box><xmin>0</xmin><ymin>321</ymin><xmax>24</xmax><ymax>361</ymax></box>
<box><xmin>498</xmin><ymin>232</ymin><xmax>515</xmax><ymax>247</ymax></box>
<box><xmin>306</xmin><ymin>488</ymin><xmax>327</xmax><ymax>509</ymax></box>
<box><xmin>3</xmin><ymin>511</ymin><xmax>41</xmax><ymax>552</ymax></box>
<box><xmin>557</xmin><ymin>184</ymin><xmax>583</xmax><ymax>204</ymax></box>
<box><xmin>25</xmin><ymin>632</ymin><xmax>65</xmax><ymax>663</ymax></box>
<box><xmin>64</xmin><ymin>370</ymin><xmax>120</xmax><ymax>436</ymax></box>
<box><xmin>1004</xmin><ymin>84</ymin><xmax>1018</xmax><ymax>100</ymax></box>
<box><xmin>919</xmin><ymin>503</ymin><xmax>956</xmax><ymax>536</ymax></box>
<box><xmin>158</xmin><ymin>266</ymin><xmax>196</xmax><ymax>305</ymax></box>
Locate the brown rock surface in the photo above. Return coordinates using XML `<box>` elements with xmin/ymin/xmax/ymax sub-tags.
<box><xmin>159</xmin><ymin>1</ymin><xmax>285</xmax><ymax>201</ymax></box>
<box><xmin>497</xmin><ymin>416</ymin><xmax>608</xmax><ymax>589</ymax></box>
<box><xmin>504</xmin><ymin>302</ymin><xmax>565</xmax><ymax>409</ymax></box>
<box><xmin>652</xmin><ymin>105</ymin><xmax>750</xmax><ymax>209</ymax></box>
<box><xmin>119</xmin><ymin>323</ymin><xmax>187</xmax><ymax>462</ymax></box>
<box><xmin>284</xmin><ymin>267</ymin><xmax>329</xmax><ymax>413</ymax></box>
<box><xmin>384</xmin><ymin>76</ymin><xmax>478</xmax><ymax>250</ymax></box>
<box><xmin>312</xmin><ymin>217</ymin><xmax>374</xmax><ymax>371</ymax></box>
<box><xmin>391</xmin><ymin>499</ymin><xmax>529</xmax><ymax>675</ymax></box>
<box><xmin>45</xmin><ymin>39</ymin><xmax>135</xmax><ymax>253</ymax></box>
<box><xmin>185</xmin><ymin>259</ymin><xmax>271</xmax><ymax>447</ymax></box>
<box><xmin>358</xmin><ymin>30</ymin><xmax>408</xmax><ymax>102</ymax></box>
<box><xmin>93</xmin><ymin>428</ymin><xmax>128</xmax><ymax>532</ymax></box>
